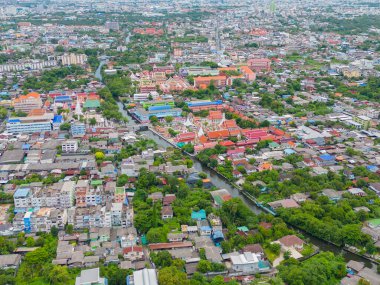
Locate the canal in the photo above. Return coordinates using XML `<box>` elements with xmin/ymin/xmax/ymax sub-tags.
<box><xmin>116</xmin><ymin>102</ymin><xmax>375</xmax><ymax>267</ymax></box>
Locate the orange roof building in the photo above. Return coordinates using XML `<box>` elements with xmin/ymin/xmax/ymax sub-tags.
<box><xmin>258</xmin><ymin>162</ymin><xmax>273</xmax><ymax>172</ymax></box>
<box><xmin>13</xmin><ymin>92</ymin><xmax>43</xmax><ymax>112</ymax></box>
<box><xmin>240</xmin><ymin>66</ymin><xmax>256</xmax><ymax>82</ymax></box>
<box><xmin>207</xmin><ymin>129</ymin><xmax>229</xmax><ymax>140</ymax></box>
<box><xmin>208</xmin><ymin>110</ymin><xmax>223</xmax><ymax>122</ymax></box>
<box><xmin>194</xmin><ymin>76</ymin><xmax>230</xmax><ymax>88</ymax></box>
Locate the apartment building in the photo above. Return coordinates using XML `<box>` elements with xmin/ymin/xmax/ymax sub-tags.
<box><xmin>71</xmin><ymin>122</ymin><xmax>86</xmax><ymax>137</ymax></box>
<box><xmin>13</xmin><ymin>181</ymin><xmax>76</xmax><ymax>212</ymax></box>
<box><xmin>247</xmin><ymin>58</ymin><xmax>271</xmax><ymax>72</ymax></box>
<box><xmin>13</xmin><ymin>208</ymin><xmax>67</xmax><ymax>233</ymax></box>
<box><xmin>62</xmin><ymin>140</ymin><xmax>79</xmax><ymax>153</ymax></box>
<box><xmin>0</xmin><ymin>60</ymin><xmax>57</xmax><ymax>73</ymax></box>
<box><xmin>59</xmin><ymin>53</ymin><xmax>87</xmax><ymax>66</ymax></box>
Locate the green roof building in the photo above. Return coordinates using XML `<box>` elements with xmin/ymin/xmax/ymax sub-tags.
<box><xmin>368</xmin><ymin>218</ymin><xmax>380</xmax><ymax>229</ymax></box>
<box><xmin>83</xmin><ymin>99</ymin><xmax>100</xmax><ymax>109</ymax></box>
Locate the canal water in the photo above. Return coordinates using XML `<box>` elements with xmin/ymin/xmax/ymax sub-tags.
<box><xmin>116</xmin><ymin>105</ymin><xmax>375</xmax><ymax>267</ymax></box>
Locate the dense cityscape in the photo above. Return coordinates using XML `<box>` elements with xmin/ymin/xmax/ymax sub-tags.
<box><xmin>0</xmin><ymin>0</ymin><xmax>379</xmax><ymax>284</ymax></box>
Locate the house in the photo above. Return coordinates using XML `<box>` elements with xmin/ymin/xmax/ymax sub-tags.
<box><xmin>127</xmin><ymin>268</ymin><xmax>158</xmax><ymax>285</ymax></box>
<box><xmin>230</xmin><ymin>252</ymin><xmax>260</xmax><ymax>273</ymax></box>
<box><xmin>348</xmin><ymin>188</ymin><xmax>366</xmax><ymax>197</ymax></box>
<box><xmin>278</xmin><ymin>235</ymin><xmax>304</xmax><ymax>250</ymax></box>
<box><xmin>123</xmin><ymin>246</ymin><xmax>144</xmax><ymax>261</ymax></box>
<box><xmin>163</xmin><ymin>194</ymin><xmax>176</xmax><ymax>206</ymax></box>
<box><xmin>346</xmin><ymin>260</ymin><xmax>365</xmax><ymax>274</ymax></box>
<box><xmin>167</xmin><ymin>233</ymin><xmax>184</xmax><ymax>242</ymax></box>
<box><xmin>290</xmin><ymin>193</ymin><xmax>308</xmax><ymax>203</ymax></box>
<box><xmin>211</xmin><ymin>230</ymin><xmax>224</xmax><ymax>245</ymax></box>
<box><xmin>317</xmin><ymin>154</ymin><xmax>336</xmax><ymax>166</ymax></box>
<box><xmin>149</xmin><ymin>242</ymin><xmax>193</xmax><ymax>251</ymax></box>
<box><xmin>322</xmin><ymin>189</ymin><xmax>343</xmax><ymax>202</ymax></box>
<box><xmin>243</xmin><ymin>244</ymin><xmax>264</xmax><ymax>258</ymax></box>
<box><xmin>369</xmin><ymin>183</ymin><xmax>380</xmax><ymax>195</ymax></box>
<box><xmin>75</xmin><ymin>268</ymin><xmax>107</xmax><ymax>285</ymax></box>
<box><xmin>161</xmin><ymin>206</ymin><xmax>173</xmax><ymax>220</ymax></box>
<box><xmin>148</xmin><ymin>192</ymin><xmax>163</xmax><ymax>202</ymax></box>
<box><xmin>268</xmin><ymin>199</ymin><xmax>300</xmax><ymax>209</ymax></box>
<box><xmin>83</xmin><ymin>256</ymin><xmax>99</xmax><ymax>267</ymax></box>
<box><xmin>367</xmin><ymin>219</ymin><xmax>380</xmax><ymax>229</ymax></box>
<box><xmin>197</xmin><ymin>220</ymin><xmax>212</xmax><ymax>236</ymax></box>
<box><xmin>0</xmin><ymin>254</ymin><xmax>22</xmax><ymax>270</ymax></box>
<box><xmin>191</xmin><ymin>209</ymin><xmax>206</xmax><ymax>221</ymax></box>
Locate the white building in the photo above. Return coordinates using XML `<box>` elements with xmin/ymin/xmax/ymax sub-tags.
<box><xmin>62</xmin><ymin>140</ymin><xmax>79</xmax><ymax>153</ymax></box>
<box><xmin>111</xmin><ymin>203</ymin><xmax>123</xmax><ymax>226</ymax></box>
<box><xmin>231</xmin><ymin>252</ymin><xmax>260</xmax><ymax>273</ymax></box>
<box><xmin>59</xmin><ymin>53</ymin><xmax>87</xmax><ymax>66</ymax></box>
<box><xmin>127</xmin><ymin>269</ymin><xmax>158</xmax><ymax>285</ymax></box>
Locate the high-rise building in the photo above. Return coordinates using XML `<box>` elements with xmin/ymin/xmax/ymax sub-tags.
<box><xmin>71</xmin><ymin>122</ymin><xmax>86</xmax><ymax>137</ymax></box>
<box><xmin>59</xmin><ymin>53</ymin><xmax>88</xmax><ymax>66</ymax></box>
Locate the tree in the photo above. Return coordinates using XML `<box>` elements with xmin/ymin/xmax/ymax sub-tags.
<box><xmin>278</xmin><ymin>252</ymin><xmax>346</xmax><ymax>285</ymax></box>
<box><xmin>197</xmin><ymin>260</ymin><xmax>212</xmax><ymax>273</ymax></box>
<box><xmin>358</xmin><ymin>279</ymin><xmax>371</xmax><ymax>285</ymax></box>
<box><xmin>146</xmin><ymin>228</ymin><xmax>167</xmax><ymax>244</ymax></box>
<box><xmin>182</xmin><ymin>143</ymin><xmax>194</xmax><ymax>154</ymax></box>
<box><xmin>0</xmin><ymin>237</ymin><xmax>16</xmax><ymax>254</ymax></box>
<box><xmin>47</xmin><ymin>265</ymin><xmax>71</xmax><ymax>284</ymax></box>
<box><xmin>283</xmin><ymin>250</ymin><xmax>291</xmax><ymax>260</ymax></box>
<box><xmin>65</xmin><ymin>224</ymin><xmax>73</xmax><ymax>234</ymax></box>
<box><xmin>49</xmin><ymin>226</ymin><xmax>58</xmax><ymax>238</ymax></box>
<box><xmin>55</xmin><ymin>45</ymin><xmax>64</xmax><ymax>52</ymax></box>
<box><xmin>117</xmin><ymin>174</ymin><xmax>129</xmax><ymax>187</ymax></box>
<box><xmin>25</xmin><ymin>237</ymin><xmax>35</xmax><ymax>247</ymax></box>
<box><xmin>59</xmin><ymin>122</ymin><xmax>71</xmax><ymax>131</ymax></box>
<box><xmin>150</xmin><ymin>251</ymin><xmax>173</xmax><ymax>268</ymax></box>
<box><xmin>89</xmin><ymin>117</ymin><xmax>97</xmax><ymax>126</ymax></box>
<box><xmin>95</xmin><ymin>151</ymin><xmax>105</xmax><ymax>160</ymax></box>
<box><xmin>0</xmin><ymin>107</ymin><xmax>8</xmax><ymax>119</ymax></box>
<box><xmin>164</xmin><ymin>116</ymin><xmax>174</xmax><ymax>123</ymax></box>
<box><xmin>150</xmin><ymin>116</ymin><xmax>159</xmax><ymax>124</ymax></box>
<box><xmin>100</xmin><ymin>264</ymin><xmax>132</xmax><ymax>285</ymax></box>
<box><xmin>158</xmin><ymin>266</ymin><xmax>190</xmax><ymax>285</ymax></box>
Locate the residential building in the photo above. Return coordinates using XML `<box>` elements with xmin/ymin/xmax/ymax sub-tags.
<box><xmin>127</xmin><ymin>269</ymin><xmax>158</xmax><ymax>285</ymax></box>
<box><xmin>71</xmin><ymin>122</ymin><xmax>86</xmax><ymax>138</ymax></box>
<box><xmin>353</xmin><ymin>115</ymin><xmax>371</xmax><ymax>130</ymax></box>
<box><xmin>60</xmin><ymin>53</ymin><xmax>87</xmax><ymax>66</ymax></box>
<box><xmin>75</xmin><ymin>268</ymin><xmax>107</xmax><ymax>285</ymax></box>
<box><xmin>247</xmin><ymin>58</ymin><xmax>271</xmax><ymax>72</ymax></box>
<box><xmin>0</xmin><ymin>254</ymin><xmax>22</xmax><ymax>270</ymax></box>
<box><xmin>231</xmin><ymin>252</ymin><xmax>260</xmax><ymax>273</ymax></box>
<box><xmin>62</xmin><ymin>140</ymin><xmax>79</xmax><ymax>153</ymax></box>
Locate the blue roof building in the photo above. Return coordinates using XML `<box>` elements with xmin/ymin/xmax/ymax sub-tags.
<box><xmin>191</xmin><ymin>209</ymin><xmax>206</xmax><ymax>220</ymax></box>
<box><xmin>54</xmin><ymin>95</ymin><xmax>72</xmax><ymax>103</ymax></box>
<box><xmin>367</xmin><ymin>165</ymin><xmax>379</xmax><ymax>173</ymax></box>
<box><xmin>14</xmin><ymin>188</ymin><xmax>30</xmax><ymax>199</ymax></box>
<box><xmin>319</xmin><ymin>154</ymin><xmax>335</xmax><ymax>161</ymax></box>
<box><xmin>284</xmin><ymin>148</ymin><xmax>296</xmax><ymax>155</ymax></box>
<box><xmin>53</xmin><ymin>115</ymin><xmax>63</xmax><ymax>124</ymax></box>
<box><xmin>212</xmin><ymin>230</ymin><xmax>224</xmax><ymax>245</ymax></box>
<box><xmin>22</xmin><ymin>144</ymin><xmax>31</xmax><ymax>151</ymax></box>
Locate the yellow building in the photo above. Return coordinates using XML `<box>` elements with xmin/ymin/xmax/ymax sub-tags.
<box><xmin>342</xmin><ymin>68</ymin><xmax>361</xmax><ymax>78</ymax></box>
<box><xmin>353</xmin><ymin>115</ymin><xmax>371</xmax><ymax>130</ymax></box>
